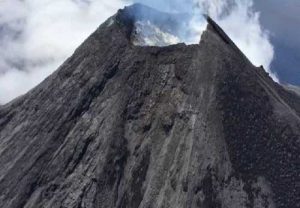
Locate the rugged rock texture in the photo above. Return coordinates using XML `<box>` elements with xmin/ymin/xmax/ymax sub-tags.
<box><xmin>0</xmin><ymin>4</ymin><xmax>299</xmax><ymax>208</ymax></box>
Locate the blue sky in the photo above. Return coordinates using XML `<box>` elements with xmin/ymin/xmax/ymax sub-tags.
<box><xmin>0</xmin><ymin>0</ymin><xmax>299</xmax><ymax>103</ymax></box>
<box><xmin>254</xmin><ymin>0</ymin><xmax>300</xmax><ymax>85</ymax></box>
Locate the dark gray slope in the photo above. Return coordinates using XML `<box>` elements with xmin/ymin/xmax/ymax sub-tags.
<box><xmin>0</xmin><ymin>4</ymin><xmax>299</xmax><ymax>208</ymax></box>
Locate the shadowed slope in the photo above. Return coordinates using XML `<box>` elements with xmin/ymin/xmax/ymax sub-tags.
<box><xmin>0</xmin><ymin>4</ymin><xmax>299</xmax><ymax>208</ymax></box>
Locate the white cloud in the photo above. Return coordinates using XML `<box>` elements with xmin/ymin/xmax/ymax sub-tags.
<box><xmin>136</xmin><ymin>0</ymin><xmax>277</xmax><ymax>80</ymax></box>
<box><xmin>210</xmin><ymin>0</ymin><xmax>277</xmax><ymax>80</ymax></box>
<box><xmin>0</xmin><ymin>0</ymin><xmax>129</xmax><ymax>104</ymax></box>
<box><xmin>0</xmin><ymin>0</ymin><xmax>277</xmax><ymax>104</ymax></box>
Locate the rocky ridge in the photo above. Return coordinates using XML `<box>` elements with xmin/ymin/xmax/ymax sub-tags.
<box><xmin>0</xmin><ymin>4</ymin><xmax>299</xmax><ymax>208</ymax></box>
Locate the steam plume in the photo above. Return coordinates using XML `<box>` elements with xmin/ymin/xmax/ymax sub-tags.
<box><xmin>135</xmin><ymin>0</ymin><xmax>277</xmax><ymax>80</ymax></box>
<box><xmin>0</xmin><ymin>0</ymin><xmax>277</xmax><ymax>104</ymax></box>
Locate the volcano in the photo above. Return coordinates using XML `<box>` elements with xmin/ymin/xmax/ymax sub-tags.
<box><xmin>0</xmin><ymin>4</ymin><xmax>299</xmax><ymax>208</ymax></box>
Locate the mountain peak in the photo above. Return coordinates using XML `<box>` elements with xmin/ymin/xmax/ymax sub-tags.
<box><xmin>0</xmin><ymin>4</ymin><xmax>299</xmax><ymax>208</ymax></box>
<box><xmin>114</xmin><ymin>3</ymin><xmax>191</xmax><ymax>46</ymax></box>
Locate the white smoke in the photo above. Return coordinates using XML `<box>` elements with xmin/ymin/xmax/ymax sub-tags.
<box><xmin>137</xmin><ymin>0</ymin><xmax>277</xmax><ymax>80</ymax></box>
<box><xmin>0</xmin><ymin>0</ymin><xmax>277</xmax><ymax>104</ymax></box>
<box><xmin>209</xmin><ymin>1</ymin><xmax>277</xmax><ymax>80</ymax></box>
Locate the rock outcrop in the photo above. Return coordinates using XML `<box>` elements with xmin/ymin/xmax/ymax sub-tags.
<box><xmin>0</xmin><ymin>4</ymin><xmax>299</xmax><ymax>208</ymax></box>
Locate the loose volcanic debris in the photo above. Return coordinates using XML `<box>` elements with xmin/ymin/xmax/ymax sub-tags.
<box><xmin>0</xmin><ymin>4</ymin><xmax>299</xmax><ymax>208</ymax></box>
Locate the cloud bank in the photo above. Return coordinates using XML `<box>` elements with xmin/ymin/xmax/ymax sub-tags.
<box><xmin>0</xmin><ymin>0</ymin><xmax>276</xmax><ymax>104</ymax></box>
<box><xmin>0</xmin><ymin>0</ymin><xmax>129</xmax><ymax>104</ymax></box>
<box><xmin>137</xmin><ymin>0</ymin><xmax>277</xmax><ymax>78</ymax></box>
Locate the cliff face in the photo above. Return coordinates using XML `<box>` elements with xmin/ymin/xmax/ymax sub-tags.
<box><xmin>0</xmin><ymin>4</ymin><xmax>299</xmax><ymax>208</ymax></box>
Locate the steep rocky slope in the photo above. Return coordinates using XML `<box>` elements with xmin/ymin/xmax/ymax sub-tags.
<box><xmin>0</xmin><ymin>4</ymin><xmax>299</xmax><ymax>208</ymax></box>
